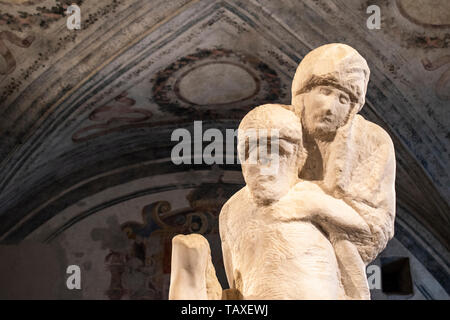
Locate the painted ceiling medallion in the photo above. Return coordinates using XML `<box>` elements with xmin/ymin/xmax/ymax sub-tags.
<box><xmin>397</xmin><ymin>0</ymin><xmax>450</xmax><ymax>28</ymax></box>
<box><xmin>152</xmin><ymin>48</ymin><xmax>283</xmax><ymax>117</ymax></box>
<box><xmin>0</xmin><ymin>0</ymin><xmax>45</xmax><ymax>4</ymax></box>
<box><xmin>175</xmin><ymin>62</ymin><xmax>259</xmax><ymax>106</ymax></box>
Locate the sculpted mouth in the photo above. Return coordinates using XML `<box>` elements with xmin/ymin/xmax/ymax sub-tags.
<box><xmin>315</xmin><ymin>113</ymin><xmax>332</xmax><ymax>123</ymax></box>
<box><xmin>319</xmin><ymin>116</ymin><xmax>332</xmax><ymax>123</ymax></box>
<box><xmin>256</xmin><ymin>175</ymin><xmax>276</xmax><ymax>182</ymax></box>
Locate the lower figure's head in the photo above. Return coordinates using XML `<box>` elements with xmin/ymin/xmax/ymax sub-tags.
<box><xmin>238</xmin><ymin>104</ymin><xmax>306</xmax><ymax>206</ymax></box>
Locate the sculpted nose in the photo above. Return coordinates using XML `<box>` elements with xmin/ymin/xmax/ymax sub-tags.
<box><xmin>322</xmin><ymin>95</ymin><xmax>336</xmax><ymax>114</ymax></box>
<box><xmin>324</xmin><ymin>94</ymin><xmax>340</xmax><ymax>114</ymax></box>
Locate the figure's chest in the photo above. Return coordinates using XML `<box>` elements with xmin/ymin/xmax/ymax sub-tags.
<box><xmin>229</xmin><ymin>213</ymin><xmax>335</xmax><ymax>271</ymax></box>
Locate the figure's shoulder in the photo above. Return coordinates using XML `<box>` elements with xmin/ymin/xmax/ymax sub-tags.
<box><xmin>291</xmin><ymin>180</ymin><xmax>323</xmax><ymax>194</ymax></box>
<box><xmin>219</xmin><ymin>186</ymin><xmax>250</xmax><ymax>222</ymax></box>
<box><xmin>354</xmin><ymin>115</ymin><xmax>394</xmax><ymax>149</ymax></box>
<box><xmin>219</xmin><ymin>186</ymin><xmax>252</xmax><ymax>241</ymax></box>
<box><xmin>279</xmin><ymin>104</ymin><xmax>295</xmax><ymax>112</ymax></box>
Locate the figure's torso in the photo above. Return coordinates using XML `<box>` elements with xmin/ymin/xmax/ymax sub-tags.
<box><xmin>222</xmin><ymin>187</ymin><xmax>345</xmax><ymax>299</ymax></box>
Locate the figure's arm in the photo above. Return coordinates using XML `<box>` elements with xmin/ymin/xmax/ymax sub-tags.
<box><xmin>325</xmin><ymin>124</ymin><xmax>396</xmax><ymax>264</ymax></box>
<box><xmin>343</xmin><ymin>130</ymin><xmax>396</xmax><ymax>264</ymax></box>
<box><xmin>274</xmin><ymin>184</ymin><xmax>370</xmax><ymax>238</ymax></box>
<box><xmin>307</xmin><ymin>191</ymin><xmax>371</xmax><ymax>238</ymax></box>
<box><xmin>219</xmin><ymin>203</ymin><xmax>235</xmax><ymax>290</ymax></box>
<box><xmin>220</xmin><ymin>236</ymin><xmax>245</xmax><ymax>299</ymax></box>
<box><xmin>221</xmin><ymin>239</ymin><xmax>235</xmax><ymax>289</ymax></box>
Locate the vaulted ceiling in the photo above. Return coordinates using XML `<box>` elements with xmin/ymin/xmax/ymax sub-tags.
<box><xmin>0</xmin><ymin>0</ymin><xmax>449</xmax><ymax>296</ymax></box>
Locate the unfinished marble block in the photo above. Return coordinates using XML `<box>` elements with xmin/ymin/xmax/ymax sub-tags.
<box><xmin>168</xmin><ymin>234</ymin><xmax>222</xmax><ymax>300</ymax></box>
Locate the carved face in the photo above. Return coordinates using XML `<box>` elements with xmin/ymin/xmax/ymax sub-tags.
<box><xmin>241</xmin><ymin>134</ymin><xmax>300</xmax><ymax>206</ymax></box>
<box><xmin>298</xmin><ymin>86</ymin><xmax>353</xmax><ymax>138</ymax></box>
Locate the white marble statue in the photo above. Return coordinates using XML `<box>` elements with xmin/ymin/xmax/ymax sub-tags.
<box><xmin>169</xmin><ymin>43</ymin><xmax>396</xmax><ymax>300</ymax></box>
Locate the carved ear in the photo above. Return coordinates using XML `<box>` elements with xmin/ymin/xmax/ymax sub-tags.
<box><xmin>345</xmin><ymin>101</ymin><xmax>361</xmax><ymax>125</ymax></box>
<box><xmin>291</xmin><ymin>93</ymin><xmax>305</xmax><ymax>119</ymax></box>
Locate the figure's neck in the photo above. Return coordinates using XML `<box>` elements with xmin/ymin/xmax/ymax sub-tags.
<box><xmin>300</xmin><ymin>132</ymin><xmax>333</xmax><ymax>181</ymax></box>
<box><xmin>246</xmin><ymin>182</ymin><xmax>297</xmax><ymax>208</ymax></box>
<box><xmin>315</xmin><ymin>138</ymin><xmax>332</xmax><ymax>162</ymax></box>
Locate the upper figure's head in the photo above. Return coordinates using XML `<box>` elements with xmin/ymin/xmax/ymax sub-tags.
<box><xmin>291</xmin><ymin>43</ymin><xmax>370</xmax><ymax>140</ymax></box>
<box><xmin>237</xmin><ymin>104</ymin><xmax>306</xmax><ymax>206</ymax></box>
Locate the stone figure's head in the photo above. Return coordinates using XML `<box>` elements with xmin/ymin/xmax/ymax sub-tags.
<box><xmin>291</xmin><ymin>43</ymin><xmax>370</xmax><ymax>140</ymax></box>
<box><xmin>238</xmin><ymin>104</ymin><xmax>306</xmax><ymax>206</ymax></box>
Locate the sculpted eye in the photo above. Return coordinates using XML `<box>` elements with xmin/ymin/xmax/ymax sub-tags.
<box><xmin>319</xmin><ymin>87</ymin><xmax>332</xmax><ymax>95</ymax></box>
<box><xmin>279</xmin><ymin>139</ymin><xmax>294</xmax><ymax>156</ymax></box>
<box><xmin>248</xmin><ymin>140</ymin><xmax>257</xmax><ymax>155</ymax></box>
<box><xmin>339</xmin><ymin>94</ymin><xmax>349</xmax><ymax>104</ymax></box>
